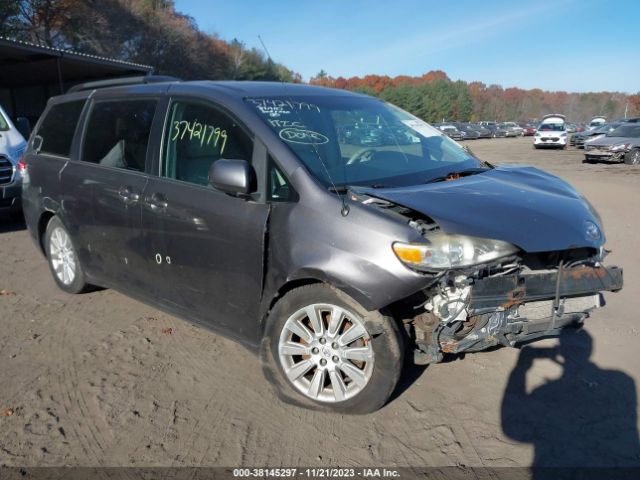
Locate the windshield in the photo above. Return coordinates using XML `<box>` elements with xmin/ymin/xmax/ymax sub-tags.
<box><xmin>538</xmin><ymin>123</ymin><xmax>565</xmax><ymax>131</ymax></box>
<box><xmin>608</xmin><ymin>124</ymin><xmax>640</xmax><ymax>137</ymax></box>
<box><xmin>246</xmin><ymin>95</ymin><xmax>481</xmax><ymax>187</ymax></box>
<box><xmin>0</xmin><ymin>110</ymin><xmax>9</xmax><ymax>131</ymax></box>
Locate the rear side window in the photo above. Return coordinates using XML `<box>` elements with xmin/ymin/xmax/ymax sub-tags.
<box><xmin>82</xmin><ymin>100</ymin><xmax>157</xmax><ymax>172</ymax></box>
<box><xmin>36</xmin><ymin>100</ymin><xmax>85</xmax><ymax>156</ymax></box>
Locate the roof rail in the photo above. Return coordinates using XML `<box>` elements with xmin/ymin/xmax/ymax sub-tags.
<box><xmin>67</xmin><ymin>75</ymin><xmax>180</xmax><ymax>93</ymax></box>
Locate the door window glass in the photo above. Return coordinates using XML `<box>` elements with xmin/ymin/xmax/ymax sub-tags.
<box><xmin>82</xmin><ymin>100</ymin><xmax>157</xmax><ymax>172</ymax></box>
<box><xmin>268</xmin><ymin>156</ymin><xmax>296</xmax><ymax>202</ymax></box>
<box><xmin>163</xmin><ymin>101</ymin><xmax>253</xmax><ymax>187</ymax></box>
<box><xmin>36</xmin><ymin>100</ymin><xmax>85</xmax><ymax>156</ymax></box>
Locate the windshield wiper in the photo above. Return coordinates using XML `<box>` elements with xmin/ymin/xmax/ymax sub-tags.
<box><xmin>425</xmin><ymin>167</ymin><xmax>489</xmax><ymax>184</ymax></box>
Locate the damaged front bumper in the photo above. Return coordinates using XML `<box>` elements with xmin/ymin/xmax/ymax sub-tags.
<box><xmin>413</xmin><ymin>264</ymin><xmax>623</xmax><ymax>364</ymax></box>
<box><xmin>584</xmin><ymin>145</ymin><xmax>629</xmax><ymax>162</ymax></box>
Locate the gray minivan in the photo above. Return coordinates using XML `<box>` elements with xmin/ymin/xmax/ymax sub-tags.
<box><xmin>22</xmin><ymin>77</ymin><xmax>623</xmax><ymax>413</ymax></box>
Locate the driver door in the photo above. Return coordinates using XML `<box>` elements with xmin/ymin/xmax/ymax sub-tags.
<box><xmin>140</xmin><ymin>99</ymin><xmax>269</xmax><ymax>342</ymax></box>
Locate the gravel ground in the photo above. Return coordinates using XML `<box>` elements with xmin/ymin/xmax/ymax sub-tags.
<box><xmin>1</xmin><ymin>137</ymin><xmax>639</xmax><ymax>469</ymax></box>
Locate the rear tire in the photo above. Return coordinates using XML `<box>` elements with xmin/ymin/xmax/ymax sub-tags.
<box><xmin>261</xmin><ymin>284</ymin><xmax>404</xmax><ymax>414</ymax></box>
<box><xmin>624</xmin><ymin>148</ymin><xmax>640</xmax><ymax>165</ymax></box>
<box><xmin>44</xmin><ymin>216</ymin><xmax>90</xmax><ymax>294</ymax></box>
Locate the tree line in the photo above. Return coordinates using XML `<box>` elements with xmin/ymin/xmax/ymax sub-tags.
<box><xmin>310</xmin><ymin>71</ymin><xmax>640</xmax><ymax>123</ymax></box>
<box><xmin>0</xmin><ymin>0</ymin><xmax>299</xmax><ymax>82</ymax></box>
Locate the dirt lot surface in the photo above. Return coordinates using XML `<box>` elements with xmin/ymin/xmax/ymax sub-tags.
<box><xmin>1</xmin><ymin>137</ymin><xmax>639</xmax><ymax>469</ymax></box>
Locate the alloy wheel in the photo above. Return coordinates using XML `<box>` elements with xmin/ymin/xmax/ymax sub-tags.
<box><xmin>49</xmin><ymin>226</ymin><xmax>77</xmax><ymax>285</ymax></box>
<box><xmin>278</xmin><ymin>303</ymin><xmax>374</xmax><ymax>403</ymax></box>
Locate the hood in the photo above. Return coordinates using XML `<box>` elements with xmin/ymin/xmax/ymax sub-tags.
<box><xmin>588</xmin><ymin>136</ymin><xmax>637</xmax><ymax>147</ymax></box>
<box><xmin>357</xmin><ymin>165</ymin><xmax>604</xmax><ymax>252</ymax></box>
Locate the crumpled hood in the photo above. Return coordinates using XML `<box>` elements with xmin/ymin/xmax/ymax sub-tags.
<box><xmin>587</xmin><ymin>136</ymin><xmax>637</xmax><ymax>147</ymax></box>
<box><xmin>358</xmin><ymin>165</ymin><xmax>605</xmax><ymax>252</ymax></box>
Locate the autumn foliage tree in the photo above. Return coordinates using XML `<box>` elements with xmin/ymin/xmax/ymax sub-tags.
<box><xmin>0</xmin><ymin>0</ymin><xmax>298</xmax><ymax>82</ymax></box>
<box><xmin>311</xmin><ymin>70</ymin><xmax>635</xmax><ymax>123</ymax></box>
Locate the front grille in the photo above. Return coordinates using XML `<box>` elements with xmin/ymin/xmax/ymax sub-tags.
<box><xmin>0</xmin><ymin>156</ymin><xmax>14</xmax><ymax>185</ymax></box>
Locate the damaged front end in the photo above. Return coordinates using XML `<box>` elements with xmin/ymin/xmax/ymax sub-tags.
<box><xmin>349</xmin><ymin>184</ymin><xmax>623</xmax><ymax>365</ymax></box>
<box><xmin>407</xmin><ymin>253</ymin><xmax>622</xmax><ymax>364</ymax></box>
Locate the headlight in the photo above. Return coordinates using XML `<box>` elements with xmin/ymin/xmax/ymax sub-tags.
<box><xmin>610</xmin><ymin>143</ymin><xmax>630</xmax><ymax>152</ymax></box>
<box><xmin>561</xmin><ymin>132</ymin><xmax>567</xmax><ymax>137</ymax></box>
<box><xmin>535</xmin><ymin>132</ymin><xmax>541</xmax><ymax>137</ymax></box>
<box><xmin>393</xmin><ymin>234</ymin><xmax>518</xmax><ymax>271</ymax></box>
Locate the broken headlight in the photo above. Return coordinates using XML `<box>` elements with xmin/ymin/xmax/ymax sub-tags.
<box><xmin>393</xmin><ymin>234</ymin><xmax>518</xmax><ymax>271</ymax></box>
<box><xmin>610</xmin><ymin>143</ymin><xmax>630</xmax><ymax>152</ymax></box>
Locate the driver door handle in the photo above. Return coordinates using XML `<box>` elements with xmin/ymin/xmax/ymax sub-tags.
<box><xmin>118</xmin><ymin>186</ymin><xmax>140</xmax><ymax>204</ymax></box>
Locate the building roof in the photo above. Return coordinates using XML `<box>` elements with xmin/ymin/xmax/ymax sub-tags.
<box><xmin>0</xmin><ymin>36</ymin><xmax>152</xmax><ymax>90</ymax></box>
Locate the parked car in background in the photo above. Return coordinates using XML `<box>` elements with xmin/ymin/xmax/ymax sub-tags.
<box><xmin>499</xmin><ymin>122</ymin><xmax>520</xmax><ymax>137</ymax></box>
<box><xmin>0</xmin><ymin>104</ymin><xmax>28</xmax><ymax>217</ymax></box>
<box><xmin>455</xmin><ymin>123</ymin><xmax>480</xmax><ymax>140</ymax></box>
<box><xmin>588</xmin><ymin>116</ymin><xmax>606</xmax><ymax>130</ymax></box>
<box><xmin>485</xmin><ymin>123</ymin><xmax>508</xmax><ymax>138</ymax></box>
<box><xmin>520</xmin><ymin>123</ymin><xmax>537</xmax><ymax>136</ymax></box>
<box><xmin>584</xmin><ymin>123</ymin><xmax>640</xmax><ymax>164</ymax></box>
<box><xmin>437</xmin><ymin>124</ymin><xmax>464</xmax><ymax>141</ymax></box>
<box><xmin>573</xmin><ymin>123</ymin><xmax>623</xmax><ymax>148</ymax></box>
<box><xmin>534</xmin><ymin>114</ymin><xmax>568</xmax><ymax>149</ymax></box>
<box><xmin>501</xmin><ymin>122</ymin><xmax>523</xmax><ymax>136</ymax></box>
<box><xmin>470</xmin><ymin>123</ymin><xmax>492</xmax><ymax>138</ymax></box>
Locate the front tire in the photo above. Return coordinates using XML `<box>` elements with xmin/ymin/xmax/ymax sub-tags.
<box><xmin>44</xmin><ymin>216</ymin><xmax>90</xmax><ymax>294</ymax></box>
<box><xmin>261</xmin><ymin>284</ymin><xmax>404</xmax><ymax>414</ymax></box>
<box><xmin>624</xmin><ymin>148</ymin><xmax>640</xmax><ymax>165</ymax></box>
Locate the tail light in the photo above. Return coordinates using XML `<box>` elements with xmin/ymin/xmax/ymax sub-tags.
<box><xmin>17</xmin><ymin>157</ymin><xmax>27</xmax><ymax>174</ymax></box>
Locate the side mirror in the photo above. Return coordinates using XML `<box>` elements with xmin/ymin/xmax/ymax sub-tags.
<box><xmin>209</xmin><ymin>159</ymin><xmax>255</xmax><ymax>197</ymax></box>
<box><xmin>32</xmin><ymin>135</ymin><xmax>43</xmax><ymax>153</ymax></box>
<box><xmin>15</xmin><ymin>117</ymin><xmax>32</xmax><ymax>139</ymax></box>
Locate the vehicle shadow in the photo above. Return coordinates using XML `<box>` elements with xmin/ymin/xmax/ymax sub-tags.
<box><xmin>501</xmin><ymin>329</ymin><xmax>640</xmax><ymax>477</ymax></box>
<box><xmin>388</xmin><ymin>360</ymin><xmax>428</xmax><ymax>404</ymax></box>
<box><xmin>0</xmin><ymin>211</ymin><xmax>26</xmax><ymax>233</ymax></box>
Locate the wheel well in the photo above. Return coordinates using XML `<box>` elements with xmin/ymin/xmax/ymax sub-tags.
<box><xmin>37</xmin><ymin>211</ymin><xmax>55</xmax><ymax>255</ymax></box>
<box><xmin>261</xmin><ymin>278</ymin><xmax>322</xmax><ymax>330</ymax></box>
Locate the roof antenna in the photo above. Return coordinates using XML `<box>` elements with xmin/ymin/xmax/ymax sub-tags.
<box><xmin>257</xmin><ymin>35</ymin><xmax>349</xmax><ymax>216</ymax></box>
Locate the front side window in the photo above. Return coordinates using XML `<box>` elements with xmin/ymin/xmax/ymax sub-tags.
<box><xmin>268</xmin><ymin>155</ymin><xmax>296</xmax><ymax>202</ymax></box>
<box><xmin>162</xmin><ymin>101</ymin><xmax>253</xmax><ymax>187</ymax></box>
<box><xmin>82</xmin><ymin>100</ymin><xmax>157</xmax><ymax>172</ymax></box>
<box><xmin>245</xmin><ymin>95</ymin><xmax>479</xmax><ymax>188</ymax></box>
<box><xmin>37</xmin><ymin>100</ymin><xmax>86</xmax><ymax>156</ymax></box>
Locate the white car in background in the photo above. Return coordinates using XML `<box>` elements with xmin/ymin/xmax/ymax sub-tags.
<box><xmin>0</xmin><ymin>104</ymin><xmax>28</xmax><ymax>216</ymax></box>
<box><xmin>588</xmin><ymin>116</ymin><xmax>607</xmax><ymax>130</ymax></box>
<box><xmin>534</xmin><ymin>114</ymin><xmax>568</xmax><ymax>149</ymax></box>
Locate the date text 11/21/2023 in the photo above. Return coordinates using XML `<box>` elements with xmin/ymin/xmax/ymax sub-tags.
<box><xmin>232</xmin><ymin>468</ymin><xmax>401</xmax><ymax>478</ymax></box>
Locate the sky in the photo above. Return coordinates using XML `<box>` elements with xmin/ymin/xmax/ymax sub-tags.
<box><xmin>174</xmin><ymin>0</ymin><xmax>639</xmax><ymax>93</ymax></box>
